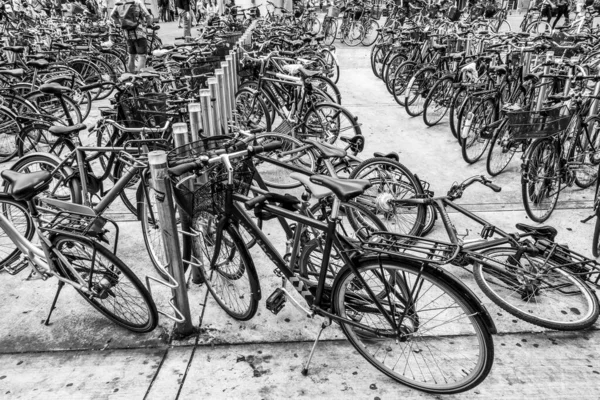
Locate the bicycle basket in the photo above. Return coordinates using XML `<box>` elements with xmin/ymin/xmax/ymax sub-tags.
<box><xmin>171</xmin><ymin>154</ymin><xmax>253</xmax><ymax>216</ymax></box>
<box><xmin>119</xmin><ymin>93</ymin><xmax>168</xmax><ymax>128</ymax></box>
<box><xmin>371</xmin><ymin>6</ymin><xmax>382</xmax><ymax>19</ymax></box>
<box><xmin>506</xmin><ymin>105</ymin><xmax>570</xmax><ymax>140</ymax></box>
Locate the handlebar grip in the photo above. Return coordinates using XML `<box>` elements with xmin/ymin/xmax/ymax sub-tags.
<box><xmin>81</xmin><ymin>81</ymin><xmax>108</xmax><ymax>91</ymax></box>
<box><xmin>245</xmin><ymin>194</ymin><xmax>268</xmax><ymax>210</ymax></box>
<box><xmin>175</xmin><ymin>36</ymin><xmax>185</xmax><ymax>40</ymax></box>
<box><xmin>167</xmin><ymin>160</ymin><xmax>204</xmax><ymax>176</ymax></box>
<box><xmin>249</xmin><ymin>141</ymin><xmax>282</xmax><ymax>155</ymax></box>
<box><xmin>280</xmin><ymin>50</ymin><xmax>295</xmax><ymax>57</ymax></box>
<box><xmin>486</xmin><ymin>182</ymin><xmax>502</xmax><ymax>193</ymax></box>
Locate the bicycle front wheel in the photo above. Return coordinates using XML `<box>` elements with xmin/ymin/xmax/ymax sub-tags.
<box><xmin>301</xmin><ymin>102</ymin><xmax>361</xmax><ymax>147</ymax></box>
<box><xmin>0</xmin><ymin>197</ymin><xmax>34</xmax><ymax>269</ymax></box>
<box><xmin>333</xmin><ymin>259</ymin><xmax>494</xmax><ymax>393</ymax></box>
<box><xmin>52</xmin><ymin>234</ymin><xmax>158</xmax><ymax>333</ymax></box>
<box><xmin>473</xmin><ymin>247</ymin><xmax>599</xmax><ymax>330</ymax></box>
<box><xmin>192</xmin><ymin>219</ymin><xmax>259</xmax><ymax>321</ymax></box>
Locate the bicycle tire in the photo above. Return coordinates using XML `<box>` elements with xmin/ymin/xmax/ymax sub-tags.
<box><xmin>301</xmin><ymin>102</ymin><xmax>361</xmax><ymax>146</ymax></box>
<box><xmin>0</xmin><ymin>105</ymin><xmax>23</xmax><ymax>163</ymax></box>
<box><xmin>17</xmin><ymin>123</ymin><xmax>74</xmax><ymax>159</ymax></box>
<box><xmin>593</xmin><ymin>208</ymin><xmax>600</xmax><ymax>258</ymax></box>
<box><xmin>52</xmin><ymin>234</ymin><xmax>158</xmax><ymax>333</ymax></box>
<box><xmin>349</xmin><ymin>157</ymin><xmax>426</xmax><ymax>236</ymax></box>
<box><xmin>423</xmin><ymin>76</ymin><xmax>453</xmax><ymax>127</ymax></box>
<box><xmin>333</xmin><ymin>258</ymin><xmax>494</xmax><ymax>393</ymax></box>
<box><xmin>319</xmin><ymin>48</ymin><xmax>340</xmax><ymax>84</ymax></box>
<box><xmin>235</xmin><ymin>88</ymin><xmax>272</xmax><ymax>132</ymax></box>
<box><xmin>25</xmin><ymin>91</ymin><xmax>82</xmax><ymax>126</ymax></box>
<box><xmin>370</xmin><ymin>44</ymin><xmax>385</xmax><ymax>78</ymax></box>
<box><xmin>191</xmin><ymin>219</ymin><xmax>259</xmax><ymax>321</ymax></box>
<box><xmin>0</xmin><ymin>197</ymin><xmax>34</xmax><ymax>269</ymax></box>
<box><xmin>7</xmin><ymin>153</ymin><xmax>82</xmax><ymax>205</ymax></box>
<box><xmin>405</xmin><ymin>67</ymin><xmax>436</xmax><ymax>117</ymax></box>
<box><xmin>473</xmin><ymin>247</ymin><xmax>599</xmax><ymax>330</ymax></box>
<box><xmin>461</xmin><ymin>98</ymin><xmax>495</xmax><ymax>164</ymax></box>
<box><xmin>361</xmin><ymin>19</ymin><xmax>379</xmax><ymax>46</ymax></box>
<box><xmin>521</xmin><ymin>137</ymin><xmax>560</xmax><ymax>223</ymax></box>
<box><xmin>573</xmin><ymin>116</ymin><xmax>600</xmax><ymax>189</ymax></box>
<box><xmin>392</xmin><ymin>61</ymin><xmax>417</xmax><ymax>107</ymax></box>
<box><xmin>384</xmin><ymin>54</ymin><xmax>407</xmax><ymax>95</ymax></box>
<box><xmin>449</xmin><ymin>86</ymin><xmax>466</xmax><ymax>139</ymax></box>
<box><xmin>254</xmin><ymin>132</ymin><xmax>316</xmax><ymax>189</ymax></box>
<box><xmin>323</xmin><ymin>18</ymin><xmax>337</xmax><ymax>46</ymax></box>
<box><xmin>486</xmin><ymin>124</ymin><xmax>518</xmax><ymax>177</ymax></box>
<box><xmin>307</xmin><ymin>75</ymin><xmax>342</xmax><ymax>105</ymax></box>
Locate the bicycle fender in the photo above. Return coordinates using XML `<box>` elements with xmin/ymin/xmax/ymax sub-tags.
<box><xmin>354</xmin><ymin>255</ymin><xmax>498</xmax><ymax>335</ymax></box>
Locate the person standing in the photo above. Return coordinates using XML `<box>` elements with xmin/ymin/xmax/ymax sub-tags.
<box><xmin>98</xmin><ymin>0</ymin><xmax>107</xmax><ymax>18</ymax></box>
<box><xmin>552</xmin><ymin>0</ymin><xmax>570</xmax><ymax>27</ymax></box>
<box><xmin>110</xmin><ymin>0</ymin><xmax>152</xmax><ymax>73</ymax></box>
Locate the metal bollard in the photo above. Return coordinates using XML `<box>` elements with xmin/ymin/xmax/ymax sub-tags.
<box><xmin>200</xmin><ymin>89</ymin><xmax>216</xmax><ymax>137</ymax></box>
<box><xmin>225</xmin><ymin>56</ymin><xmax>236</xmax><ymax>111</ymax></box>
<box><xmin>188</xmin><ymin>103</ymin><xmax>202</xmax><ymax>141</ymax></box>
<box><xmin>229</xmin><ymin>51</ymin><xmax>239</xmax><ymax>90</ymax></box>
<box><xmin>148</xmin><ymin>151</ymin><xmax>195</xmax><ymax>336</ymax></box>
<box><xmin>219</xmin><ymin>64</ymin><xmax>232</xmax><ymax>124</ymax></box>
<box><xmin>214</xmin><ymin>70</ymin><xmax>229</xmax><ymax>130</ymax></box>
<box><xmin>207</xmin><ymin>77</ymin><xmax>223</xmax><ymax>134</ymax></box>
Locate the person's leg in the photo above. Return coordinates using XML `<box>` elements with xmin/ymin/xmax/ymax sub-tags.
<box><xmin>127</xmin><ymin>40</ymin><xmax>137</xmax><ymax>73</ymax></box>
<box><xmin>136</xmin><ymin>38</ymin><xmax>149</xmax><ymax>72</ymax></box>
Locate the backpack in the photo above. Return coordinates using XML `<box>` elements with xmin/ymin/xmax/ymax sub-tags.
<box><xmin>121</xmin><ymin>2</ymin><xmax>141</xmax><ymax>30</ymax></box>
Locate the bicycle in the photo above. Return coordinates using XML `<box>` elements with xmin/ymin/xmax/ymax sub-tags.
<box><xmin>167</xmin><ymin>142</ymin><xmax>495</xmax><ymax>394</ymax></box>
<box><xmin>0</xmin><ymin>169</ymin><xmax>158</xmax><ymax>332</ymax></box>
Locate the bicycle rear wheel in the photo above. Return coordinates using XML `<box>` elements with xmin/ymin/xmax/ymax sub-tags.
<box><xmin>254</xmin><ymin>132</ymin><xmax>316</xmax><ymax>189</ymax></box>
<box><xmin>405</xmin><ymin>67</ymin><xmax>436</xmax><ymax>117</ymax></box>
<box><xmin>301</xmin><ymin>102</ymin><xmax>361</xmax><ymax>147</ymax></box>
<box><xmin>461</xmin><ymin>98</ymin><xmax>495</xmax><ymax>164</ymax></box>
<box><xmin>52</xmin><ymin>234</ymin><xmax>158</xmax><ymax>333</ymax></box>
<box><xmin>0</xmin><ymin>197</ymin><xmax>34</xmax><ymax>269</ymax></box>
<box><xmin>521</xmin><ymin>137</ymin><xmax>560</xmax><ymax>223</ymax></box>
<box><xmin>473</xmin><ymin>247</ymin><xmax>599</xmax><ymax>330</ymax></box>
<box><xmin>333</xmin><ymin>259</ymin><xmax>494</xmax><ymax>393</ymax></box>
<box><xmin>486</xmin><ymin>125</ymin><xmax>518</xmax><ymax>177</ymax></box>
<box><xmin>192</xmin><ymin>220</ymin><xmax>259</xmax><ymax>321</ymax></box>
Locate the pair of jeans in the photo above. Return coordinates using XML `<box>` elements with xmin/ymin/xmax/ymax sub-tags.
<box><xmin>552</xmin><ymin>5</ymin><xmax>569</xmax><ymax>28</ymax></box>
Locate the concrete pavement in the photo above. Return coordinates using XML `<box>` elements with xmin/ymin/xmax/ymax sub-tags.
<box><xmin>1</xmin><ymin>19</ymin><xmax>600</xmax><ymax>399</ymax></box>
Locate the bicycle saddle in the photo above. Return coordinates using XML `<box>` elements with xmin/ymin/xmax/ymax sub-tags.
<box><xmin>26</xmin><ymin>59</ymin><xmax>50</xmax><ymax>70</ymax></box>
<box><xmin>515</xmin><ymin>223</ymin><xmax>558</xmax><ymax>241</ymax></box>
<box><xmin>306</xmin><ymin>139</ymin><xmax>346</xmax><ymax>159</ymax></box>
<box><xmin>340</xmin><ymin>135</ymin><xmax>364</xmax><ymax>153</ymax></box>
<box><xmin>1</xmin><ymin>170</ymin><xmax>52</xmax><ymax>202</ymax></box>
<box><xmin>171</xmin><ymin>54</ymin><xmax>188</xmax><ymax>62</ymax></box>
<box><xmin>39</xmin><ymin>83</ymin><xmax>70</xmax><ymax>95</ymax></box>
<box><xmin>290</xmin><ymin>173</ymin><xmax>332</xmax><ymax>199</ymax></box>
<box><xmin>3</xmin><ymin>46</ymin><xmax>25</xmax><ymax>53</ymax></box>
<box><xmin>0</xmin><ymin>69</ymin><xmax>24</xmax><ymax>78</ymax></box>
<box><xmin>49</xmin><ymin>123</ymin><xmax>87</xmax><ymax>137</ymax></box>
<box><xmin>149</xmin><ymin>25</ymin><xmax>160</xmax><ymax>31</ymax></box>
<box><xmin>310</xmin><ymin>175</ymin><xmax>371</xmax><ymax>202</ymax></box>
<box><xmin>373</xmin><ymin>151</ymin><xmax>399</xmax><ymax>161</ymax></box>
<box><xmin>298</xmin><ymin>67</ymin><xmax>320</xmax><ymax>78</ymax></box>
<box><xmin>489</xmin><ymin>65</ymin><xmax>507</xmax><ymax>75</ymax></box>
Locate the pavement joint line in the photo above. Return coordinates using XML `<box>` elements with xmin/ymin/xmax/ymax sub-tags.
<box><xmin>142</xmin><ymin>348</ymin><xmax>170</xmax><ymax>400</ymax></box>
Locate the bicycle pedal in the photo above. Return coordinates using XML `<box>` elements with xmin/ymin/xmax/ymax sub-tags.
<box><xmin>3</xmin><ymin>258</ymin><xmax>28</xmax><ymax>276</ymax></box>
<box><xmin>266</xmin><ymin>288</ymin><xmax>287</xmax><ymax>315</ymax></box>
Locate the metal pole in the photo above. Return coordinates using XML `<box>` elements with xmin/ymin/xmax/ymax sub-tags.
<box><xmin>188</xmin><ymin>103</ymin><xmax>202</xmax><ymax>142</ymax></box>
<box><xmin>207</xmin><ymin>77</ymin><xmax>223</xmax><ymax>135</ymax></box>
<box><xmin>217</xmin><ymin>67</ymin><xmax>231</xmax><ymax>126</ymax></box>
<box><xmin>148</xmin><ymin>151</ymin><xmax>195</xmax><ymax>336</ymax></box>
<box><xmin>200</xmin><ymin>89</ymin><xmax>215</xmax><ymax>137</ymax></box>
<box><xmin>225</xmin><ymin>56</ymin><xmax>236</xmax><ymax>112</ymax></box>
<box><xmin>229</xmin><ymin>51</ymin><xmax>239</xmax><ymax>90</ymax></box>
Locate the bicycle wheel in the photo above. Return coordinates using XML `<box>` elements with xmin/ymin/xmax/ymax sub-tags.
<box><xmin>473</xmin><ymin>247</ymin><xmax>599</xmax><ymax>330</ymax></box>
<box><xmin>305</xmin><ymin>16</ymin><xmax>321</xmax><ymax>34</ymax></box>
<box><xmin>17</xmin><ymin>123</ymin><xmax>74</xmax><ymax>159</ymax></box>
<box><xmin>235</xmin><ymin>88</ymin><xmax>272</xmax><ymax>132</ymax></box>
<box><xmin>527</xmin><ymin>21</ymin><xmax>552</xmax><ymax>34</ymax></box>
<box><xmin>0</xmin><ymin>106</ymin><xmax>22</xmax><ymax>163</ymax></box>
<box><xmin>299</xmin><ymin>201</ymin><xmax>386</xmax><ymax>285</ymax></box>
<box><xmin>8</xmin><ymin>153</ymin><xmax>81</xmax><ymax>204</ymax></box>
<box><xmin>423</xmin><ymin>76</ymin><xmax>454</xmax><ymax>127</ymax></box>
<box><xmin>461</xmin><ymin>98</ymin><xmax>495</xmax><ymax>164</ymax></box>
<box><xmin>573</xmin><ymin>118</ymin><xmax>600</xmax><ymax>189</ymax></box>
<box><xmin>384</xmin><ymin>54</ymin><xmax>407</xmax><ymax>95</ymax></box>
<box><xmin>449</xmin><ymin>87</ymin><xmax>467</xmax><ymax>139</ymax></box>
<box><xmin>301</xmin><ymin>102</ymin><xmax>361</xmax><ymax>147</ymax></box>
<box><xmin>343</xmin><ymin>21</ymin><xmax>364</xmax><ymax>47</ymax></box>
<box><xmin>191</xmin><ymin>219</ymin><xmax>259</xmax><ymax>321</ymax></box>
<box><xmin>307</xmin><ymin>75</ymin><xmax>341</xmax><ymax>104</ymax></box>
<box><xmin>319</xmin><ymin>48</ymin><xmax>340</xmax><ymax>84</ymax></box>
<box><xmin>0</xmin><ymin>197</ymin><xmax>34</xmax><ymax>269</ymax></box>
<box><xmin>486</xmin><ymin>125</ymin><xmax>518</xmax><ymax>177</ymax></box>
<box><xmin>405</xmin><ymin>67</ymin><xmax>436</xmax><ymax>117</ymax></box>
<box><xmin>333</xmin><ymin>259</ymin><xmax>494</xmax><ymax>393</ymax></box>
<box><xmin>323</xmin><ymin>18</ymin><xmax>338</xmax><ymax>46</ymax></box>
<box><xmin>521</xmin><ymin>138</ymin><xmax>560</xmax><ymax>223</ymax></box>
<box><xmin>52</xmin><ymin>235</ymin><xmax>158</xmax><ymax>333</ymax></box>
<box><xmin>593</xmin><ymin>208</ymin><xmax>600</xmax><ymax>258</ymax></box>
<box><xmin>361</xmin><ymin>19</ymin><xmax>379</xmax><ymax>46</ymax></box>
<box><xmin>370</xmin><ymin>44</ymin><xmax>386</xmax><ymax>78</ymax></box>
<box><xmin>254</xmin><ymin>132</ymin><xmax>316</xmax><ymax>189</ymax></box>
<box><xmin>67</xmin><ymin>59</ymin><xmax>105</xmax><ymax>101</ymax></box>
<box><xmin>392</xmin><ymin>61</ymin><xmax>417</xmax><ymax>107</ymax></box>
<box><xmin>25</xmin><ymin>91</ymin><xmax>82</xmax><ymax>126</ymax></box>
<box><xmin>495</xmin><ymin>19</ymin><xmax>512</xmax><ymax>32</ymax></box>
<box><xmin>113</xmin><ymin>160</ymin><xmax>140</xmax><ymax>216</ymax></box>
<box><xmin>349</xmin><ymin>157</ymin><xmax>426</xmax><ymax>235</ymax></box>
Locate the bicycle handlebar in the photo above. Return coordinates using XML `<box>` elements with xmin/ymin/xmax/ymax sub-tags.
<box><xmin>448</xmin><ymin>175</ymin><xmax>501</xmax><ymax>199</ymax></box>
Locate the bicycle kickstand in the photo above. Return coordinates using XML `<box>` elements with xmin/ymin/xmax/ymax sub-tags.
<box><xmin>44</xmin><ymin>281</ymin><xmax>66</xmax><ymax>326</ymax></box>
<box><xmin>302</xmin><ymin>319</ymin><xmax>331</xmax><ymax>376</ymax></box>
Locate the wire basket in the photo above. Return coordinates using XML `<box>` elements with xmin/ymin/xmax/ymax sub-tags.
<box><xmin>506</xmin><ymin>105</ymin><xmax>570</xmax><ymax>140</ymax></box>
<box><xmin>119</xmin><ymin>93</ymin><xmax>168</xmax><ymax>128</ymax></box>
<box><xmin>371</xmin><ymin>5</ymin><xmax>382</xmax><ymax>19</ymax></box>
<box><xmin>41</xmin><ymin>211</ymin><xmax>109</xmax><ymax>239</ymax></box>
<box><xmin>170</xmin><ymin>156</ymin><xmax>253</xmax><ymax>217</ymax></box>
<box><xmin>362</xmin><ymin>232</ymin><xmax>459</xmax><ymax>265</ymax></box>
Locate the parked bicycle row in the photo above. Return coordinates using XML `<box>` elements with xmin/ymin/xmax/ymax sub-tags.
<box><xmin>1</xmin><ymin>10</ymin><xmax>600</xmax><ymax>396</ymax></box>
